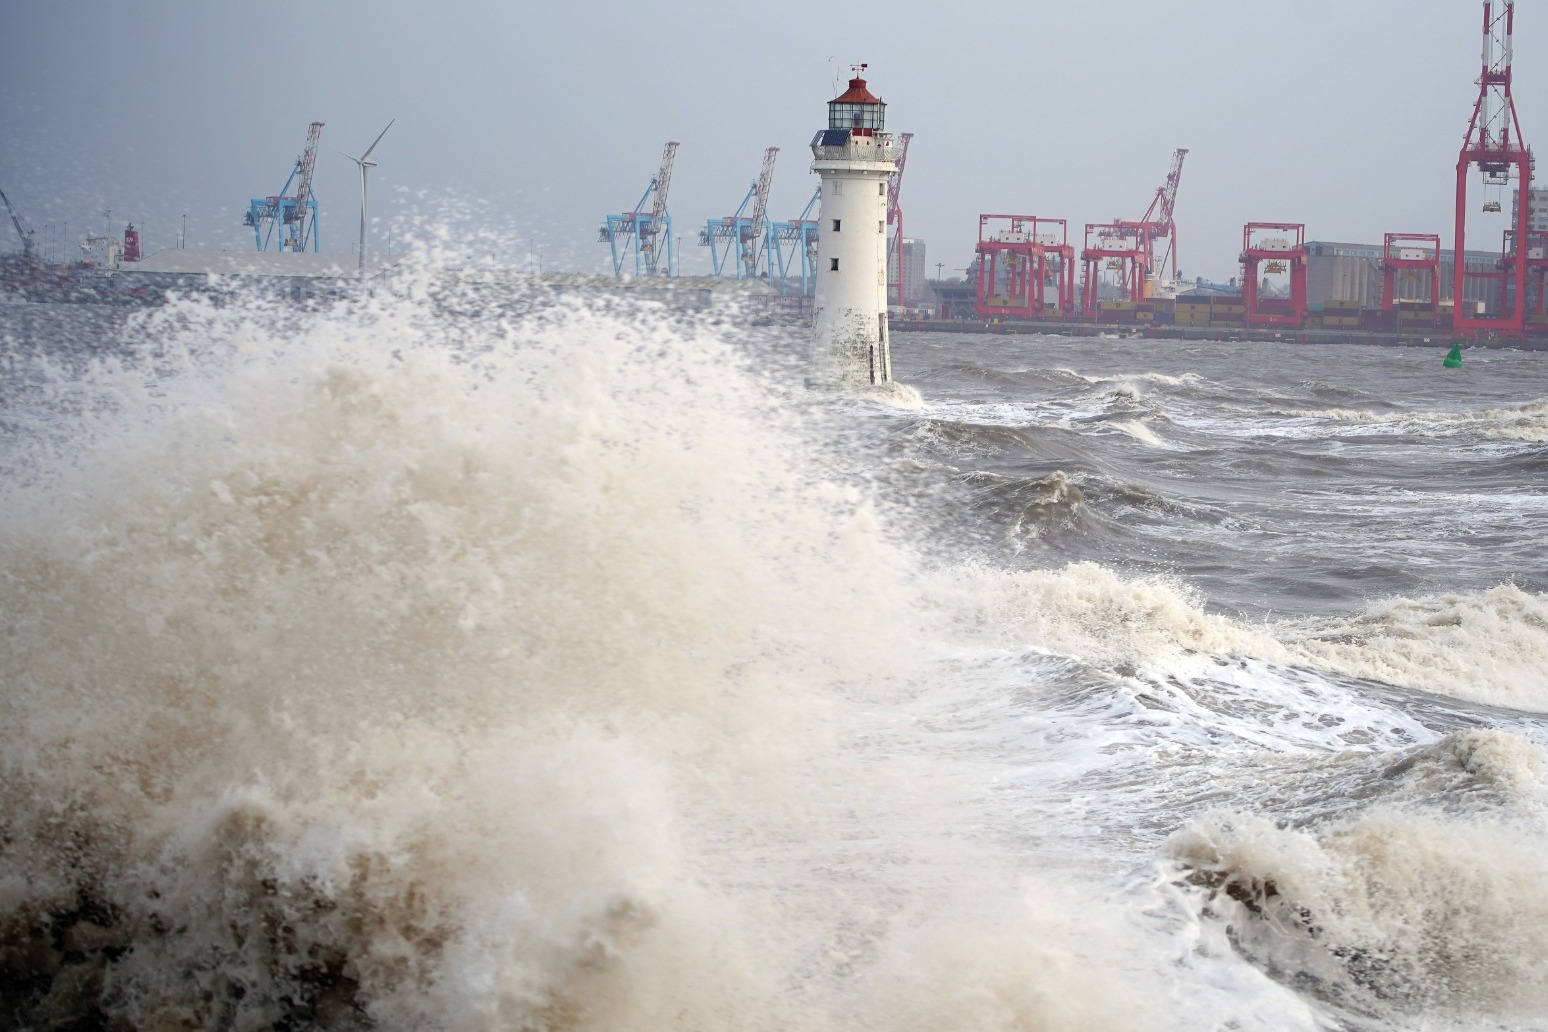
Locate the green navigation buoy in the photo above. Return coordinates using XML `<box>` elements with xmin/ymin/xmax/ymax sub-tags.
<box><xmin>1443</xmin><ymin>343</ymin><xmax>1464</xmax><ymax>368</ymax></box>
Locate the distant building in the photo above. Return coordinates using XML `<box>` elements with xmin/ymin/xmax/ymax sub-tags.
<box><xmin>887</xmin><ymin>237</ymin><xmax>926</xmax><ymax>306</ymax></box>
<box><xmin>1510</xmin><ymin>187</ymin><xmax>1548</xmax><ymax>233</ymax></box>
<box><xmin>927</xmin><ymin>277</ymin><xmax>976</xmax><ymax>319</ymax></box>
<box><xmin>1305</xmin><ymin>241</ymin><xmax>1383</xmax><ymax>307</ymax></box>
<box><xmin>1305</xmin><ymin>240</ymin><xmax>1501</xmax><ymax>311</ymax></box>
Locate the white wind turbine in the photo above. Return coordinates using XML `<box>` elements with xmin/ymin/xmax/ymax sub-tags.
<box><xmin>344</xmin><ymin>120</ymin><xmax>395</xmax><ymax>281</ymax></box>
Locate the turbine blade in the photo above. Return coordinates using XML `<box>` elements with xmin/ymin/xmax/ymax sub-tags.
<box><xmin>360</xmin><ymin>119</ymin><xmax>395</xmax><ymax>163</ymax></box>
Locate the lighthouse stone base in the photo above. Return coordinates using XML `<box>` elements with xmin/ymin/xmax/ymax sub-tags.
<box><xmin>808</xmin><ymin>308</ymin><xmax>892</xmax><ymax>389</ymax></box>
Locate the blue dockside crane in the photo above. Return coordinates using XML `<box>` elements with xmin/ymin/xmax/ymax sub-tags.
<box><xmin>599</xmin><ymin>142</ymin><xmax>679</xmax><ymax>277</ymax></box>
<box><xmin>699</xmin><ymin>147</ymin><xmax>777</xmax><ymax>281</ymax></box>
<box><xmin>770</xmin><ymin>186</ymin><xmax>821</xmax><ymax>297</ymax></box>
<box><xmin>244</xmin><ymin>122</ymin><xmax>323</xmax><ymax>252</ymax></box>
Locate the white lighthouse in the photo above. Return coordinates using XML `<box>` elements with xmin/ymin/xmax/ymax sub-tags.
<box><xmin>808</xmin><ymin>65</ymin><xmax>897</xmax><ymax>388</ymax></box>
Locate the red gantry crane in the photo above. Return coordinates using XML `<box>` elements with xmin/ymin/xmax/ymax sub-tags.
<box><xmin>974</xmin><ymin>215</ymin><xmax>1074</xmax><ymax>319</ymax></box>
<box><xmin>1080</xmin><ymin>222</ymin><xmax>1146</xmax><ymax>312</ymax></box>
<box><xmin>1240</xmin><ymin>222</ymin><xmax>1308</xmax><ymax>327</ymax></box>
<box><xmin>1507</xmin><ymin>227</ymin><xmax>1548</xmax><ymax>325</ymax></box>
<box><xmin>1454</xmin><ymin>1</ymin><xmax>1532</xmax><ymax>334</ymax></box>
<box><xmin>1379</xmin><ymin>233</ymin><xmax>1443</xmax><ymax>311</ymax></box>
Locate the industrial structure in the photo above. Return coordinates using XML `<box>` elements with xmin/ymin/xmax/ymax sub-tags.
<box><xmin>1511</xmin><ymin>227</ymin><xmax>1548</xmax><ymax>325</ymax></box>
<box><xmin>345</xmin><ymin>120</ymin><xmax>395</xmax><ymax>282</ymax></box>
<box><xmin>885</xmin><ymin>131</ymin><xmax>913</xmax><ymax>307</ymax></box>
<box><xmin>1</xmin><ymin>187</ymin><xmax>37</xmax><ymax>266</ymax></box>
<box><xmin>808</xmin><ymin>65</ymin><xmax>897</xmax><ymax>387</ymax></box>
<box><xmin>1454</xmin><ymin>0</ymin><xmax>1531</xmax><ymax>335</ymax></box>
<box><xmin>963</xmin><ymin>147</ymin><xmax>1184</xmax><ymax>322</ymax></box>
<box><xmin>769</xmin><ymin>186</ymin><xmax>820</xmax><ymax>298</ymax></box>
<box><xmin>700</xmin><ymin>147</ymin><xmax>778</xmax><ymax>281</ymax></box>
<box><xmin>244</xmin><ymin>122</ymin><xmax>324</xmax><ymax>252</ymax></box>
<box><xmin>918</xmin><ymin>2</ymin><xmax>1548</xmax><ymax>339</ymax></box>
<box><xmin>908</xmin><ymin>2</ymin><xmax>1548</xmax><ymax>340</ymax></box>
<box><xmin>1305</xmin><ymin>240</ymin><xmax>1497</xmax><ymax>311</ymax></box>
<box><xmin>25</xmin><ymin>4</ymin><xmax>1548</xmax><ymax>344</ymax></box>
<box><xmin>973</xmin><ymin>215</ymin><xmax>1073</xmax><ymax>318</ymax></box>
<box><xmin>1120</xmin><ymin>148</ymin><xmax>1188</xmax><ymax>295</ymax></box>
<box><xmin>1080</xmin><ymin>222</ymin><xmax>1147</xmax><ymax>310</ymax></box>
<box><xmin>1240</xmin><ymin>223</ymin><xmax>1307</xmax><ymax>326</ymax></box>
<box><xmin>600</xmin><ymin>141</ymin><xmax>679</xmax><ymax>277</ymax></box>
<box><xmin>1379</xmin><ymin>234</ymin><xmax>1443</xmax><ymax>311</ymax></box>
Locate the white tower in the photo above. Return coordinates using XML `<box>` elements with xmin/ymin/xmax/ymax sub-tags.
<box><xmin>809</xmin><ymin>65</ymin><xmax>897</xmax><ymax>388</ymax></box>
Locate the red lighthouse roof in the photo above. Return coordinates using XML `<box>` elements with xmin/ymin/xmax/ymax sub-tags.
<box><xmin>831</xmin><ymin>77</ymin><xmax>881</xmax><ymax>105</ymax></box>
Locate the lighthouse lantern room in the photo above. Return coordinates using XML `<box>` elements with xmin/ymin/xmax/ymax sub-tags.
<box><xmin>808</xmin><ymin>64</ymin><xmax>897</xmax><ymax>388</ymax></box>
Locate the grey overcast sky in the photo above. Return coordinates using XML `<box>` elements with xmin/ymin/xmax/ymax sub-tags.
<box><xmin>2</xmin><ymin>1</ymin><xmax>1542</xmax><ymax>283</ymax></box>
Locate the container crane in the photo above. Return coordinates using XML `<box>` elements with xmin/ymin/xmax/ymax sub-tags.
<box><xmin>1454</xmin><ymin>0</ymin><xmax>1532</xmax><ymax>335</ymax></box>
<box><xmin>1240</xmin><ymin>222</ymin><xmax>1307</xmax><ymax>327</ymax></box>
<box><xmin>1115</xmin><ymin>148</ymin><xmax>1187</xmax><ymax>296</ymax></box>
<box><xmin>0</xmin><ymin>186</ymin><xmax>37</xmax><ymax>264</ymax></box>
<box><xmin>746</xmin><ymin>145</ymin><xmax>776</xmax><ymax>279</ymax></box>
<box><xmin>600</xmin><ymin>141</ymin><xmax>679</xmax><ymax>277</ymax></box>
<box><xmin>1080</xmin><ymin>222</ymin><xmax>1146</xmax><ymax>311</ymax></box>
<box><xmin>291</xmin><ymin>121</ymin><xmax>322</xmax><ymax>250</ymax></box>
<box><xmin>885</xmin><ymin>131</ymin><xmax>913</xmax><ymax>306</ymax></box>
<box><xmin>1379</xmin><ymin>233</ymin><xmax>1443</xmax><ymax>311</ymax></box>
<box><xmin>770</xmin><ymin>186</ymin><xmax>820</xmax><ymax>297</ymax></box>
<box><xmin>974</xmin><ymin>214</ymin><xmax>1075</xmax><ymax>318</ymax></box>
<box><xmin>244</xmin><ymin>121</ymin><xmax>324</xmax><ymax>252</ymax></box>
<box><xmin>699</xmin><ymin>147</ymin><xmax>778</xmax><ymax>280</ymax></box>
<box><xmin>1144</xmin><ymin>148</ymin><xmax>1187</xmax><ymax>283</ymax></box>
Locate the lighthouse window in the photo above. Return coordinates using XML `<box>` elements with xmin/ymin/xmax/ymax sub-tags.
<box><xmin>832</xmin><ymin>219</ymin><xmax>841</xmax><ymax>232</ymax></box>
<box><xmin>832</xmin><ymin>180</ymin><xmax>842</xmax><ymax>196</ymax></box>
<box><xmin>830</xmin><ymin>258</ymin><xmax>840</xmax><ymax>271</ymax></box>
<box><xmin>878</xmin><ymin>221</ymin><xmax>884</xmax><ymax>233</ymax></box>
<box><xmin>828</xmin><ymin>100</ymin><xmax>885</xmax><ymax>132</ymax></box>
<box><xmin>878</xmin><ymin>183</ymin><xmax>885</xmax><ymax>196</ymax></box>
